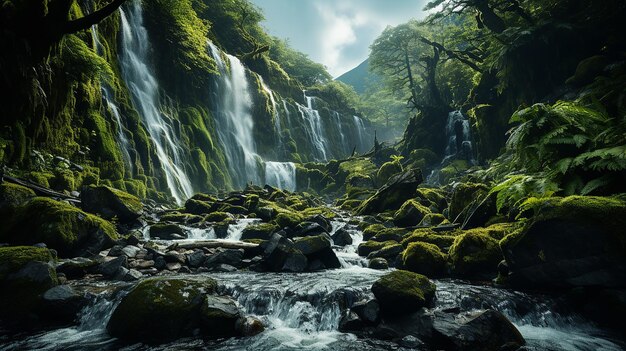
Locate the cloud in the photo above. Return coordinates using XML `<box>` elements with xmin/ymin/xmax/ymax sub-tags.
<box><xmin>251</xmin><ymin>0</ymin><xmax>428</xmax><ymax>77</ymax></box>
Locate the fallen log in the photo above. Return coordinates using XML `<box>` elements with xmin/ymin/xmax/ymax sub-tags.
<box><xmin>1</xmin><ymin>174</ymin><xmax>80</xmax><ymax>203</ymax></box>
<box><xmin>167</xmin><ymin>240</ymin><xmax>259</xmax><ymax>251</ymax></box>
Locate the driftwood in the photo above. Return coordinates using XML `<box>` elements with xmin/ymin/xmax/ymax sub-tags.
<box><xmin>1</xmin><ymin>174</ymin><xmax>80</xmax><ymax>203</ymax></box>
<box><xmin>167</xmin><ymin>240</ymin><xmax>258</xmax><ymax>251</ymax></box>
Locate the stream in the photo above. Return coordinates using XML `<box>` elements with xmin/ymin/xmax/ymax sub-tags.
<box><xmin>2</xmin><ymin>218</ymin><xmax>624</xmax><ymax>351</ymax></box>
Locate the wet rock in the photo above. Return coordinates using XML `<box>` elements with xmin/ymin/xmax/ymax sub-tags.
<box><xmin>124</xmin><ymin>269</ymin><xmax>143</xmax><ymax>281</ymax></box>
<box><xmin>97</xmin><ymin>256</ymin><xmax>128</xmax><ymax>278</ymax></box>
<box><xmin>292</xmin><ymin>221</ymin><xmax>328</xmax><ymax>238</ymax></box>
<box><xmin>149</xmin><ymin>223</ymin><xmax>184</xmax><ymax>240</ymax></box>
<box><xmin>367</xmin><ymin>243</ymin><xmax>403</xmax><ymax>263</ymax></box>
<box><xmin>186</xmin><ymin>250</ymin><xmax>206</xmax><ymax>268</ymax></box>
<box><xmin>129</xmin><ymin>259</ymin><xmax>154</xmax><ymax>269</ymax></box>
<box><xmin>331</xmin><ymin>227</ymin><xmax>353</xmax><ymax>246</ymax></box>
<box><xmin>401</xmin><ymin>242</ymin><xmax>447</xmax><ymax>277</ymax></box>
<box><xmin>393</xmin><ymin>199</ymin><xmax>431</xmax><ymax>227</ymax></box>
<box><xmin>235</xmin><ymin>316</ymin><xmax>265</xmax><ymax>336</ymax></box>
<box><xmin>164</xmin><ymin>251</ymin><xmax>186</xmax><ymax>264</ymax></box>
<box><xmin>372</xmin><ymin>270</ymin><xmax>436</xmax><ymax>316</ymax></box>
<box><xmin>261</xmin><ymin>233</ymin><xmax>307</xmax><ymax>272</ymax></box>
<box><xmin>449</xmin><ymin>228</ymin><xmax>502</xmax><ymax>280</ymax></box>
<box><xmin>56</xmin><ymin>257</ymin><xmax>101</xmax><ymax>279</ymax></box>
<box><xmin>80</xmin><ymin>185</ymin><xmax>143</xmax><ymax>222</ymax></box>
<box><xmin>241</xmin><ymin>223</ymin><xmax>278</xmax><ymax>240</ymax></box>
<box><xmin>368</xmin><ymin>257</ymin><xmax>389</xmax><ymax>270</ymax></box>
<box><xmin>201</xmin><ymin>295</ymin><xmax>241</xmax><ymax>337</ymax></box>
<box><xmin>399</xmin><ymin>335</ymin><xmax>425</xmax><ymax>349</ymax></box>
<box><xmin>501</xmin><ymin>196</ymin><xmax>626</xmax><ymax>289</ymax></box>
<box><xmin>338</xmin><ymin>311</ymin><xmax>365</xmax><ymax>332</ymax></box>
<box><xmin>107</xmin><ymin>245</ymin><xmax>124</xmax><ymax>257</ymax></box>
<box><xmin>356</xmin><ymin>168</ymin><xmax>423</xmax><ymax>215</ymax></box>
<box><xmin>166</xmin><ymin>262</ymin><xmax>182</xmax><ymax>271</ymax></box>
<box><xmin>121</xmin><ymin>245</ymin><xmax>141</xmax><ymax>258</ymax></box>
<box><xmin>40</xmin><ymin>285</ymin><xmax>86</xmax><ymax>322</ymax></box>
<box><xmin>107</xmin><ymin>277</ymin><xmax>217</xmax><ymax>342</ymax></box>
<box><xmin>205</xmin><ymin>249</ymin><xmax>244</xmax><ymax>269</ymax></box>
<box><xmin>293</xmin><ymin>234</ymin><xmax>340</xmax><ymax>269</ymax></box>
<box><xmin>184</xmin><ymin>199</ymin><xmax>213</xmax><ymax>215</ymax></box>
<box><xmin>306</xmin><ymin>214</ymin><xmax>332</xmax><ymax>233</ymax></box>
<box><xmin>352</xmin><ymin>299</ymin><xmax>380</xmax><ymax>324</ymax></box>
<box><xmin>209</xmin><ymin>264</ymin><xmax>238</xmax><ymax>272</ymax></box>
<box><xmin>154</xmin><ymin>256</ymin><xmax>167</xmax><ymax>270</ymax></box>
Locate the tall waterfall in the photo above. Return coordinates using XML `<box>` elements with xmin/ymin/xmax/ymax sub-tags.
<box><xmin>352</xmin><ymin>115</ymin><xmax>368</xmax><ymax>153</ymax></box>
<box><xmin>207</xmin><ymin>41</ymin><xmax>261</xmax><ymax>189</ymax></box>
<box><xmin>332</xmin><ymin>111</ymin><xmax>348</xmax><ymax>156</ymax></box>
<box><xmin>265</xmin><ymin>161</ymin><xmax>296</xmax><ymax>192</ymax></box>
<box><xmin>89</xmin><ymin>23</ymin><xmax>133</xmax><ymax>175</ymax></box>
<box><xmin>296</xmin><ymin>93</ymin><xmax>330</xmax><ymax>161</ymax></box>
<box><xmin>443</xmin><ymin>110</ymin><xmax>475</xmax><ymax>164</ymax></box>
<box><xmin>119</xmin><ymin>1</ymin><xmax>194</xmax><ymax>204</ymax></box>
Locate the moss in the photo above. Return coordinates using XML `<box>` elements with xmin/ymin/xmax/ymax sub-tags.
<box><xmin>204</xmin><ymin>211</ymin><xmax>233</xmax><ymax>222</ymax></box>
<box><xmin>0</xmin><ymin>183</ymin><xmax>36</xmax><ymax>210</ymax></box>
<box><xmin>107</xmin><ymin>277</ymin><xmax>217</xmax><ymax>342</ymax></box>
<box><xmin>124</xmin><ymin>179</ymin><xmax>148</xmax><ymax>199</ymax></box>
<box><xmin>394</xmin><ymin>199</ymin><xmax>432</xmax><ymax>227</ymax></box>
<box><xmin>402</xmin><ymin>242</ymin><xmax>447</xmax><ymax>277</ymax></box>
<box><xmin>339</xmin><ymin>199</ymin><xmax>362</xmax><ymax>211</ymax></box>
<box><xmin>376</xmin><ymin>160</ymin><xmax>403</xmax><ymax>186</ymax></box>
<box><xmin>401</xmin><ymin>228</ymin><xmax>457</xmax><ymax>251</ymax></box>
<box><xmin>185</xmin><ymin>199</ymin><xmax>213</xmax><ymax>215</ymax></box>
<box><xmin>241</xmin><ymin>223</ymin><xmax>279</xmax><ymax>240</ymax></box>
<box><xmin>28</xmin><ymin>171</ymin><xmax>55</xmax><ymax>188</ymax></box>
<box><xmin>363</xmin><ymin>224</ymin><xmax>386</xmax><ymax>240</ymax></box>
<box><xmin>160</xmin><ymin>212</ymin><xmax>202</xmax><ymax>224</ymax></box>
<box><xmin>0</xmin><ymin>246</ymin><xmax>55</xmax><ymax>280</ymax></box>
<box><xmin>449</xmin><ymin>229</ymin><xmax>502</xmax><ymax>278</ymax></box>
<box><xmin>274</xmin><ymin>212</ymin><xmax>304</xmax><ymax>228</ymax></box>
<box><xmin>371</xmin><ymin>270</ymin><xmax>436</xmax><ymax>315</ymax></box>
<box><xmin>106</xmin><ymin>185</ymin><xmax>143</xmax><ymax>214</ymax></box>
<box><xmin>0</xmin><ymin>197</ymin><xmax>118</xmax><ymax>257</ymax></box>
<box><xmin>371</xmin><ymin>227</ymin><xmax>409</xmax><ymax>242</ymax></box>
<box><xmin>416</xmin><ymin>187</ymin><xmax>448</xmax><ymax>210</ymax></box>
<box><xmin>419</xmin><ymin>213</ymin><xmax>447</xmax><ymax>227</ymax></box>
<box><xmin>336</xmin><ymin>158</ymin><xmax>377</xmax><ymax>185</ymax></box>
<box><xmin>357</xmin><ymin>240</ymin><xmax>397</xmax><ymax>257</ymax></box>
<box><xmin>449</xmin><ymin>183</ymin><xmax>490</xmax><ymax>222</ymax></box>
<box><xmin>409</xmin><ymin>149</ymin><xmax>438</xmax><ymax>165</ymax></box>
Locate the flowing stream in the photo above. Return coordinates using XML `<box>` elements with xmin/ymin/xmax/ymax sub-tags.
<box><xmin>3</xmin><ymin>217</ymin><xmax>624</xmax><ymax>351</ymax></box>
<box><xmin>118</xmin><ymin>0</ymin><xmax>194</xmax><ymax>204</ymax></box>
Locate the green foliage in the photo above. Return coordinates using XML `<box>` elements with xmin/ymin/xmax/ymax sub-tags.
<box><xmin>490</xmin><ymin>174</ymin><xmax>559</xmax><ymax>213</ymax></box>
<box><xmin>269</xmin><ymin>37</ymin><xmax>331</xmax><ymax>87</ymax></box>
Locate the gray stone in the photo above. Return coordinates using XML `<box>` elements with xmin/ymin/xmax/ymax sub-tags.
<box><xmin>121</xmin><ymin>245</ymin><xmax>141</xmax><ymax>258</ymax></box>
<box><xmin>97</xmin><ymin>256</ymin><xmax>128</xmax><ymax>278</ymax></box>
<box><xmin>187</xmin><ymin>250</ymin><xmax>206</xmax><ymax>268</ymax></box>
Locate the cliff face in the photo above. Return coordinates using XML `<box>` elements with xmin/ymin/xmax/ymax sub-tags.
<box><xmin>0</xmin><ymin>0</ymin><xmax>374</xmax><ymax>203</ymax></box>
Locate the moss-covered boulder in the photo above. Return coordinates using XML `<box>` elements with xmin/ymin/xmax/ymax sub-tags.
<box><xmin>293</xmin><ymin>234</ymin><xmax>341</xmax><ymax>269</ymax></box>
<box><xmin>0</xmin><ymin>198</ymin><xmax>118</xmax><ymax>257</ymax></box>
<box><xmin>416</xmin><ymin>188</ymin><xmax>448</xmax><ymax>211</ymax></box>
<box><xmin>184</xmin><ymin>198</ymin><xmax>213</xmax><ymax>215</ymax></box>
<box><xmin>448</xmin><ymin>183</ymin><xmax>489</xmax><ymax>223</ymax></box>
<box><xmin>0</xmin><ymin>246</ymin><xmax>58</xmax><ymax>323</ymax></box>
<box><xmin>371</xmin><ymin>270</ymin><xmax>436</xmax><ymax>316</ymax></box>
<box><xmin>401</xmin><ymin>242</ymin><xmax>447</xmax><ymax>277</ymax></box>
<box><xmin>149</xmin><ymin>223</ymin><xmax>185</xmax><ymax>240</ymax></box>
<box><xmin>0</xmin><ymin>182</ymin><xmax>35</xmax><ymax>212</ymax></box>
<box><xmin>357</xmin><ymin>240</ymin><xmax>398</xmax><ymax>257</ymax></box>
<box><xmin>356</xmin><ymin>169</ymin><xmax>423</xmax><ymax>215</ymax></box>
<box><xmin>204</xmin><ymin>211</ymin><xmax>234</xmax><ymax>223</ymax></box>
<box><xmin>241</xmin><ymin>223</ymin><xmax>278</xmax><ymax>240</ymax></box>
<box><xmin>500</xmin><ymin>196</ymin><xmax>626</xmax><ymax>288</ymax></box>
<box><xmin>393</xmin><ymin>199</ymin><xmax>432</xmax><ymax>227</ymax></box>
<box><xmin>401</xmin><ymin>228</ymin><xmax>457</xmax><ymax>251</ymax></box>
<box><xmin>107</xmin><ymin>277</ymin><xmax>218</xmax><ymax>342</ymax></box>
<box><xmin>376</xmin><ymin>160</ymin><xmax>402</xmax><ymax>185</ymax></box>
<box><xmin>449</xmin><ymin>228</ymin><xmax>502</xmax><ymax>279</ymax></box>
<box><xmin>80</xmin><ymin>185</ymin><xmax>143</xmax><ymax>222</ymax></box>
<box><xmin>419</xmin><ymin>213</ymin><xmax>447</xmax><ymax>226</ymax></box>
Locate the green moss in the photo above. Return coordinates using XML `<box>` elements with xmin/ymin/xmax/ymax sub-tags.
<box><xmin>357</xmin><ymin>240</ymin><xmax>397</xmax><ymax>257</ymax></box>
<box><xmin>416</xmin><ymin>187</ymin><xmax>448</xmax><ymax>210</ymax></box>
<box><xmin>449</xmin><ymin>229</ymin><xmax>502</xmax><ymax>278</ymax></box>
<box><xmin>401</xmin><ymin>242</ymin><xmax>447</xmax><ymax>277</ymax></box>
<box><xmin>241</xmin><ymin>223</ymin><xmax>279</xmax><ymax>240</ymax></box>
<box><xmin>339</xmin><ymin>199</ymin><xmax>362</xmax><ymax>211</ymax></box>
<box><xmin>160</xmin><ymin>212</ymin><xmax>202</xmax><ymax>224</ymax></box>
<box><xmin>28</xmin><ymin>171</ymin><xmax>55</xmax><ymax>188</ymax></box>
<box><xmin>419</xmin><ymin>213</ymin><xmax>447</xmax><ymax>226</ymax></box>
<box><xmin>124</xmin><ymin>179</ymin><xmax>148</xmax><ymax>199</ymax></box>
<box><xmin>371</xmin><ymin>270</ymin><xmax>436</xmax><ymax>315</ymax></box>
<box><xmin>449</xmin><ymin>183</ymin><xmax>490</xmax><ymax>222</ymax></box>
<box><xmin>394</xmin><ymin>199</ymin><xmax>432</xmax><ymax>227</ymax></box>
<box><xmin>106</xmin><ymin>185</ymin><xmax>143</xmax><ymax>214</ymax></box>
<box><xmin>376</xmin><ymin>160</ymin><xmax>402</xmax><ymax>185</ymax></box>
<box><xmin>274</xmin><ymin>212</ymin><xmax>304</xmax><ymax>228</ymax></box>
<box><xmin>371</xmin><ymin>227</ymin><xmax>409</xmax><ymax>242</ymax></box>
<box><xmin>401</xmin><ymin>228</ymin><xmax>457</xmax><ymax>251</ymax></box>
<box><xmin>185</xmin><ymin>198</ymin><xmax>213</xmax><ymax>215</ymax></box>
<box><xmin>204</xmin><ymin>211</ymin><xmax>233</xmax><ymax>222</ymax></box>
<box><xmin>0</xmin><ymin>183</ymin><xmax>36</xmax><ymax>210</ymax></box>
<box><xmin>0</xmin><ymin>246</ymin><xmax>55</xmax><ymax>280</ymax></box>
<box><xmin>0</xmin><ymin>197</ymin><xmax>118</xmax><ymax>257</ymax></box>
<box><xmin>363</xmin><ymin>224</ymin><xmax>386</xmax><ymax>240</ymax></box>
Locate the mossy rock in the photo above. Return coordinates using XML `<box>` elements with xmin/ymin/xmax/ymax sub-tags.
<box><xmin>371</xmin><ymin>270</ymin><xmax>436</xmax><ymax>316</ymax></box>
<box><xmin>449</xmin><ymin>229</ymin><xmax>502</xmax><ymax>279</ymax></box>
<box><xmin>416</xmin><ymin>187</ymin><xmax>448</xmax><ymax>211</ymax></box>
<box><xmin>185</xmin><ymin>199</ymin><xmax>213</xmax><ymax>215</ymax></box>
<box><xmin>339</xmin><ymin>199</ymin><xmax>362</xmax><ymax>211</ymax></box>
<box><xmin>80</xmin><ymin>185</ymin><xmax>143</xmax><ymax>222</ymax></box>
<box><xmin>274</xmin><ymin>212</ymin><xmax>304</xmax><ymax>229</ymax></box>
<box><xmin>107</xmin><ymin>277</ymin><xmax>217</xmax><ymax>342</ymax></box>
<box><xmin>0</xmin><ymin>198</ymin><xmax>118</xmax><ymax>257</ymax></box>
<box><xmin>149</xmin><ymin>223</ymin><xmax>185</xmax><ymax>240</ymax></box>
<box><xmin>356</xmin><ymin>169</ymin><xmax>423</xmax><ymax>215</ymax></box>
<box><xmin>401</xmin><ymin>228</ymin><xmax>457</xmax><ymax>251</ymax></box>
<box><xmin>0</xmin><ymin>182</ymin><xmax>35</xmax><ymax>212</ymax></box>
<box><xmin>241</xmin><ymin>223</ymin><xmax>279</xmax><ymax>240</ymax></box>
<box><xmin>401</xmin><ymin>242</ymin><xmax>447</xmax><ymax>277</ymax></box>
<box><xmin>357</xmin><ymin>240</ymin><xmax>397</xmax><ymax>257</ymax></box>
<box><xmin>500</xmin><ymin>196</ymin><xmax>626</xmax><ymax>288</ymax></box>
<box><xmin>160</xmin><ymin>212</ymin><xmax>203</xmax><ymax>224</ymax></box>
<box><xmin>368</xmin><ymin>243</ymin><xmax>403</xmax><ymax>262</ymax></box>
<box><xmin>449</xmin><ymin>183</ymin><xmax>489</xmax><ymax>223</ymax></box>
<box><xmin>363</xmin><ymin>223</ymin><xmax>386</xmax><ymax>240</ymax></box>
<box><xmin>393</xmin><ymin>199</ymin><xmax>432</xmax><ymax>227</ymax></box>
<box><xmin>0</xmin><ymin>246</ymin><xmax>56</xmax><ymax>280</ymax></box>
<box><xmin>419</xmin><ymin>213</ymin><xmax>447</xmax><ymax>227</ymax></box>
<box><xmin>371</xmin><ymin>227</ymin><xmax>409</xmax><ymax>243</ymax></box>
<box><xmin>376</xmin><ymin>160</ymin><xmax>402</xmax><ymax>186</ymax></box>
<box><xmin>204</xmin><ymin>212</ymin><xmax>234</xmax><ymax>223</ymax></box>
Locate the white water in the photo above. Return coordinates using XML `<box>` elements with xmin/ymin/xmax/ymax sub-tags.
<box><xmin>264</xmin><ymin>161</ymin><xmax>296</xmax><ymax>192</ymax></box>
<box><xmin>207</xmin><ymin>42</ymin><xmax>261</xmax><ymax>190</ymax></box>
<box><xmin>118</xmin><ymin>1</ymin><xmax>194</xmax><ymax>204</ymax></box>
<box><xmin>225</xmin><ymin>218</ymin><xmax>261</xmax><ymax>241</ymax></box>
<box><xmin>296</xmin><ymin>93</ymin><xmax>330</xmax><ymax>161</ymax></box>
<box><xmin>259</xmin><ymin>76</ymin><xmax>282</xmax><ymax>149</ymax></box>
<box><xmin>352</xmin><ymin>115</ymin><xmax>368</xmax><ymax>154</ymax></box>
<box><xmin>331</xmin><ymin>111</ymin><xmax>349</xmax><ymax>156</ymax></box>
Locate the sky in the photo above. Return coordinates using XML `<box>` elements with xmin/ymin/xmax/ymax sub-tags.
<box><xmin>250</xmin><ymin>0</ymin><xmax>429</xmax><ymax>78</ymax></box>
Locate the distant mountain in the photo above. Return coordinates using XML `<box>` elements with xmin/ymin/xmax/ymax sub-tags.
<box><xmin>335</xmin><ymin>58</ymin><xmax>381</xmax><ymax>95</ymax></box>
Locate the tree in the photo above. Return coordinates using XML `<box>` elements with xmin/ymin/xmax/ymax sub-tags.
<box><xmin>269</xmin><ymin>37</ymin><xmax>332</xmax><ymax>87</ymax></box>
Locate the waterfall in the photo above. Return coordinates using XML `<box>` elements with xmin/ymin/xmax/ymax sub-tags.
<box><xmin>265</xmin><ymin>161</ymin><xmax>296</xmax><ymax>192</ymax></box>
<box><xmin>296</xmin><ymin>93</ymin><xmax>330</xmax><ymax>161</ymax></box>
<box><xmin>443</xmin><ymin>110</ymin><xmax>475</xmax><ymax>164</ymax></box>
<box><xmin>352</xmin><ymin>115</ymin><xmax>368</xmax><ymax>153</ymax></box>
<box><xmin>207</xmin><ymin>41</ymin><xmax>261</xmax><ymax>189</ymax></box>
<box><xmin>259</xmin><ymin>77</ymin><xmax>281</xmax><ymax>140</ymax></box>
<box><xmin>332</xmin><ymin>111</ymin><xmax>349</xmax><ymax>156</ymax></box>
<box><xmin>118</xmin><ymin>1</ymin><xmax>194</xmax><ymax>205</ymax></box>
<box><xmin>89</xmin><ymin>23</ymin><xmax>133</xmax><ymax>175</ymax></box>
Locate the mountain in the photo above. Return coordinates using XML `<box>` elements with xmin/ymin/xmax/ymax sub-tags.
<box><xmin>335</xmin><ymin>58</ymin><xmax>381</xmax><ymax>95</ymax></box>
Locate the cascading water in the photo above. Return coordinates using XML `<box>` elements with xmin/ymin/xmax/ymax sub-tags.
<box><xmin>296</xmin><ymin>93</ymin><xmax>330</xmax><ymax>161</ymax></box>
<box><xmin>207</xmin><ymin>41</ymin><xmax>261</xmax><ymax>189</ymax></box>
<box><xmin>264</xmin><ymin>161</ymin><xmax>296</xmax><ymax>192</ymax></box>
<box><xmin>259</xmin><ymin>77</ymin><xmax>283</xmax><ymax>150</ymax></box>
<box><xmin>352</xmin><ymin>115</ymin><xmax>368</xmax><ymax>153</ymax></box>
<box><xmin>331</xmin><ymin>111</ymin><xmax>349</xmax><ymax>156</ymax></box>
<box><xmin>118</xmin><ymin>1</ymin><xmax>194</xmax><ymax>204</ymax></box>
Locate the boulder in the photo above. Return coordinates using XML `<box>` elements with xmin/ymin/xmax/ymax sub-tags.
<box><xmin>501</xmin><ymin>196</ymin><xmax>626</xmax><ymax>288</ymax></box>
<box><xmin>293</xmin><ymin>234</ymin><xmax>341</xmax><ymax>269</ymax></box>
<box><xmin>352</xmin><ymin>299</ymin><xmax>380</xmax><ymax>324</ymax></box>
<box><xmin>356</xmin><ymin>168</ymin><xmax>423</xmax><ymax>215</ymax></box>
<box><xmin>367</xmin><ymin>243</ymin><xmax>403</xmax><ymax>263</ymax></box>
<box><xmin>205</xmin><ymin>249</ymin><xmax>244</xmax><ymax>269</ymax></box>
<box><xmin>184</xmin><ymin>199</ymin><xmax>213</xmax><ymax>215</ymax></box>
<box><xmin>56</xmin><ymin>257</ymin><xmax>102</xmax><ymax>279</ymax></box>
<box><xmin>0</xmin><ymin>198</ymin><xmax>118</xmax><ymax>257</ymax></box>
<box><xmin>358</xmin><ymin>240</ymin><xmax>397</xmax><ymax>257</ymax></box>
<box><xmin>241</xmin><ymin>223</ymin><xmax>278</xmax><ymax>241</ymax></box>
<box><xmin>401</xmin><ymin>242</ymin><xmax>447</xmax><ymax>277</ymax></box>
<box><xmin>371</xmin><ymin>270</ymin><xmax>436</xmax><ymax>317</ymax></box>
<box><xmin>200</xmin><ymin>295</ymin><xmax>241</xmax><ymax>337</ymax></box>
<box><xmin>305</xmin><ymin>214</ymin><xmax>332</xmax><ymax>233</ymax></box>
<box><xmin>331</xmin><ymin>227</ymin><xmax>353</xmax><ymax>246</ymax></box>
<box><xmin>235</xmin><ymin>316</ymin><xmax>265</xmax><ymax>336</ymax></box>
<box><xmin>449</xmin><ymin>229</ymin><xmax>502</xmax><ymax>279</ymax></box>
<box><xmin>338</xmin><ymin>311</ymin><xmax>366</xmax><ymax>332</ymax></box>
<box><xmin>261</xmin><ymin>233</ymin><xmax>307</xmax><ymax>272</ymax></box>
<box><xmin>40</xmin><ymin>285</ymin><xmax>87</xmax><ymax>323</ymax></box>
<box><xmin>80</xmin><ymin>185</ymin><xmax>143</xmax><ymax>222</ymax></box>
<box><xmin>0</xmin><ymin>183</ymin><xmax>35</xmax><ymax>212</ymax></box>
<box><xmin>448</xmin><ymin>183</ymin><xmax>489</xmax><ymax>223</ymax></box>
<box><xmin>107</xmin><ymin>277</ymin><xmax>217</xmax><ymax>342</ymax></box>
<box><xmin>149</xmin><ymin>223</ymin><xmax>185</xmax><ymax>240</ymax></box>
<box><xmin>291</xmin><ymin>221</ymin><xmax>328</xmax><ymax>238</ymax></box>
<box><xmin>368</xmin><ymin>257</ymin><xmax>389</xmax><ymax>270</ymax></box>
<box><xmin>97</xmin><ymin>255</ymin><xmax>128</xmax><ymax>278</ymax></box>
<box><xmin>393</xmin><ymin>199</ymin><xmax>432</xmax><ymax>227</ymax></box>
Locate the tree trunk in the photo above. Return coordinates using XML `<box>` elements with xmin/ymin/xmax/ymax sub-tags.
<box><xmin>474</xmin><ymin>0</ymin><xmax>506</xmax><ymax>34</ymax></box>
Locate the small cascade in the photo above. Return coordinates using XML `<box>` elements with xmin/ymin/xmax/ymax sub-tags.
<box><xmin>89</xmin><ymin>24</ymin><xmax>133</xmax><ymax>175</ymax></box>
<box><xmin>259</xmin><ymin>77</ymin><xmax>282</xmax><ymax>149</ymax></box>
<box><xmin>443</xmin><ymin>110</ymin><xmax>475</xmax><ymax>164</ymax></box>
<box><xmin>330</xmin><ymin>220</ymin><xmax>367</xmax><ymax>268</ymax></box>
<box><xmin>352</xmin><ymin>115</ymin><xmax>368</xmax><ymax>153</ymax></box>
<box><xmin>225</xmin><ymin>218</ymin><xmax>261</xmax><ymax>241</ymax></box>
<box><xmin>118</xmin><ymin>0</ymin><xmax>194</xmax><ymax>204</ymax></box>
<box><xmin>282</xmin><ymin>100</ymin><xmax>293</xmax><ymax>129</ymax></box>
<box><xmin>296</xmin><ymin>93</ymin><xmax>330</xmax><ymax>161</ymax></box>
<box><xmin>264</xmin><ymin>161</ymin><xmax>296</xmax><ymax>192</ymax></box>
<box><xmin>331</xmin><ymin>111</ymin><xmax>349</xmax><ymax>156</ymax></box>
<box><xmin>207</xmin><ymin>42</ymin><xmax>261</xmax><ymax>189</ymax></box>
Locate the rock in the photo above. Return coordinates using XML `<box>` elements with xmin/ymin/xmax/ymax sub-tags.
<box><xmin>124</xmin><ymin>269</ymin><xmax>143</xmax><ymax>281</ymax></box>
<box><xmin>367</xmin><ymin>243</ymin><xmax>403</xmax><ymax>263</ymax></box>
<box><xmin>338</xmin><ymin>311</ymin><xmax>365</xmax><ymax>332</ymax></box>
<box><xmin>186</xmin><ymin>250</ymin><xmax>206</xmax><ymax>268</ymax></box>
<box><xmin>461</xmin><ymin>191</ymin><xmax>497</xmax><ymax>229</ymax></box>
<box><xmin>0</xmin><ymin>198</ymin><xmax>118</xmax><ymax>258</ymax></box>
<box><xmin>166</xmin><ymin>262</ymin><xmax>182</xmax><ymax>271</ymax></box>
<box><xmin>368</xmin><ymin>257</ymin><xmax>389</xmax><ymax>270</ymax></box>
<box><xmin>331</xmin><ymin>227</ymin><xmax>353</xmax><ymax>246</ymax></box>
<box><xmin>154</xmin><ymin>256</ymin><xmax>167</xmax><ymax>270</ymax></box>
<box><xmin>0</xmin><ymin>183</ymin><xmax>35</xmax><ymax>212</ymax></box>
<box><xmin>56</xmin><ymin>257</ymin><xmax>101</xmax><ymax>279</ymax></box>
<box><xmin>291</xmin><ymin>221</ymin><xmax>328</xmax><ymax>238</ymax></box>
<box><xmin>165</xmin><ymin>251</ymin><xmax>186</xmax><ymax>264</ymax></box>
<box><xmin>204</xmin><ymin>211</ymin><xmax>234</xmax><ymax>222</ymax></box>
<box><xmin>97</xmin><ymin>256</ymin><xmax>128</xmax><ymax>278</ymax></box>
<box><xmin>393</xmin><ymin>199</ymin><xmax>432</xmax><ymax>227</ymax></box>
<box><xmin>121</xmin><ymin>245</ymin><xmax>141</xmax><ymax>258</ymax></box>
<box><xmin>431</xmin><ymin>309</ymin><xmax>525</xmax><ymax>351</ymax></box>
<box><xmin>305</xmin><ymin>214</ymin><xmax>332</xmax><ymax>233</ymax></box>
<box><xmin>40</xmin><ymin>285</ymin><xmax>86</xmax><ymax>323</ymax></box>
<box><xmin>399</xmin><ymin>335</ymin><xmax>425</xmax><ymax>349</ymax></box>
<box><xmin>356</xmin><ymin>168</ymin><xmax>423</xmax><ymax>215</ymax></box>
<box><xmin>241</xmin><ymin>223</ymin><xmax>278</xmax><ymax>240</ymax></box>
<box><xmin>293</xmin><ymin>234</ymin><xmax>340</xmax><ymax>269</ymax></box>
<box><xmin>200</xmin><ymin>295</ymin><xmax>241</xmax><ymax>337</ymax></box>
<box><xmin>107</xmin><ymin>245</ymin><xmax>124</xmax><ymax>257</ymax></box>
<box><xmin>209</xmin><ymin>263</ymin><xmax>238</xmax><ymax>272</ymax></box>
<box><xmin>184</xmin><ymin>199</ymin><xmax>213</xmax><ymax>215</ymax></box>
<box><xmin>235</xmin><ymin>316</ymin><xmax>265</xmax><ymax>336</ymax></box>
<box><xmin>449</xmin><ymin>228</ymin><xmax>502</xmax><ymax>279</ymax></box>
<box><xmin>358</xmin><ymin>240</ymin><xmax>397</xmax><ymax>257</ymax></box>
<box><xmin>149</xmin><ymin>223</ymin><xmax>185</xmax><ymax>240</ymax></box>
<box><xmin>501</xmin><ymin>196</ymin><xmax>626</xmax><ymax>288</ymax></box>
<box><xmin>129</xmin><ymin>259</ymin><xmax>154</xmax><ymax>269</ymax></box>
<box><xmin>80</xmin><ymin>185</ymin><xmax>143</xmax><ymax>222</ymax></box>
<box><xmin>401</xmin><ymin>242</ymin><xmax>447</xmax><ymax>277</ymax></box>
<box><xmin>352</xmin><ymin>299</ymin><xmax>380</xmax><ymax>324</ymax></box>
<box><xmin>371</xmin><ymin>270</ymin><xmax>436</xmax><ymax>317</ymax></box>
<box><xmin>448</xmin><ymin>183</ymin><xmax>489</xmax><ymax>223</ymax></box>
<box><xmin>107</xmin><ymin>277</ymin><xmax>217</xmax><ymax>342</ymax></box>
<box><xmin>205</xmin><ymin>249</ymin><xmax>244</xmax><ymax>269</ymax></box>
<box><xmin>261</xmin><ymin>233</ymin><xmax>307</xmax><ymax>272</ymax></box>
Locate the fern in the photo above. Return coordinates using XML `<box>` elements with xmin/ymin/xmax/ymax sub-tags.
<box><xmin>490</xmin><ymin>174</ymin><xmax>560</xmax><ymax>213</ymax></box>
